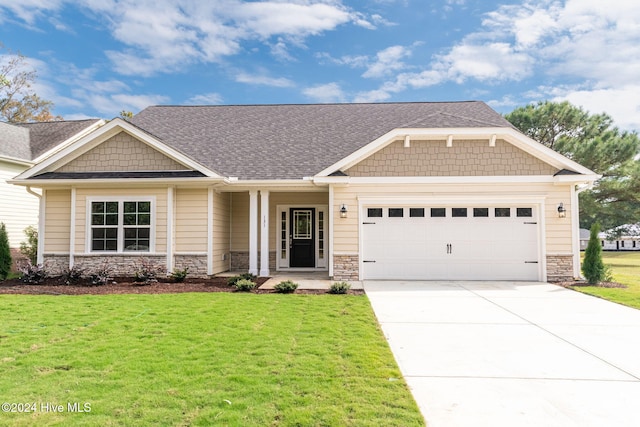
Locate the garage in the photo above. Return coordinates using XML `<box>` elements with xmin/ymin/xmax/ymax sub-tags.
<box><xmin>361</xmin><ymin>205</ymin><xmax>541</xmax><ymax>281</ymax></box>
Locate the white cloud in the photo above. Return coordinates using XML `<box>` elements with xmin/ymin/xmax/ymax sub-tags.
<box><xmin>362</xmin><ymin>45</ymin><xmax>412</xmax><ymax>78</ymax></box>
<box><xmin>353</xmin><ymin>89</ymin><xmax>391</xmax><ymax>103</ymax></box>
<box><xmin>303</xmin><ymin>82</ymin><xmax>345</xmax><ymax>103</ymax></box>
<box><xmin>235</xmin><ymin>72</ymin><xmax>295</xmax><ymax>87</ymax></box>
<box><xmin>0</xmin><ymin>0</ymin><xmax>64</xmax><ymax>25</ymax></box>
<box><xmin>187</xmin><ymin>93</ymin><xmax>224</xmax><ymax>105</ymax></box>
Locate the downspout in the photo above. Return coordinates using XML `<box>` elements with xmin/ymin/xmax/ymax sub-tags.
<box><xmin>26</xmin><ymin>186</ymin><xmax>44</xmax><ymax>265</ymax></box>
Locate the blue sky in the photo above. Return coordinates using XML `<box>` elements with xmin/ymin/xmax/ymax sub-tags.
<box><xmin>1</xmin><ymin>0</ymin><xmax>638</xmax><ymax>131</ymax></box>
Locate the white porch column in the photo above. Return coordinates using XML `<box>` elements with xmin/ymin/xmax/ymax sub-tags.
<box><xmin>207</xmin><ymin>187</ymin><xmax>214</xmax><ymax>275</ymax></box>
<box><xmin>248</xmin><ymin>190</ymin><xmax>259</xmax><ymax>275</ymax></box>
<box><xmin>260</xmin><ymin>190</ymin><xmax>270</xmax><ymax>277</ymax></box>
<box><xmin>166</xmin><ymin>186</ymin><xmax>175</xmax><ymax>274</ymax></box>
<box><xmin>69</xmin><ymin>187</ymin><xmax>76</xmax><ymax>268</ymax></box>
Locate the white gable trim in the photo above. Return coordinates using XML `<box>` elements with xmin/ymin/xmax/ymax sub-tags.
<box><xmin>32</xmin><ymin>119</ymin><xmax>107</xmax><ymax>163</ymax></box>
<box><xmin>15</xmin><ymin>118</ymin><xmax>222</xmax><ymax>180</ymax></box>
<box><xmin>315</xmin><ymin>127</ymin><xmax>597</xmax><ymax>178</ymax></box>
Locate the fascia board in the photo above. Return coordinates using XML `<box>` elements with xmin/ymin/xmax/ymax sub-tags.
<box><xmin>31</xmin><ymin>119</ymin><xmax>107</xmax><ymax>163</ymax></box>
<box><xmin>314</xmin><ymin>175</ymin><xmax>567</xmax><ymax>185</ymax></box>
<box><xmin>8</xmin><ymin>177</ymin><xmax>227</xmax><ymax>187</ymax></box>
<box><xmin>16</xmin><ymin>119</ymin><xmax>223</xmax><ymax>180</ymax></box>
<box><xmin>315</xmin><ymin>127</ymin><xmax>599</xmax><ymax>178</ymax></box>
<box><xmin>0</xmin><ymin>155</ymin><xmax>33</xmax><ymax>167</ymax></box>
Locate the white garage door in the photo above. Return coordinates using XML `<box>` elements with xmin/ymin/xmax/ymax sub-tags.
<box><xmin>361</xmin><ymin>206</ymin><xmax>540</xmax><ymax>281</ymax></box>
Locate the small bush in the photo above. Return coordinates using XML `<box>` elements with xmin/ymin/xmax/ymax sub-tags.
<box><xmin>19</xmin><ymin>225</ymin><xmax>38</xmax><ymax>265</ymax></box>
<box><xmin>60</xmin><ymin>265</ymin><xmax>85</xmax><ymax>285</ymax></box>
<box><xmin>18</xmin><ymin>261</ymin><xmax>48</xmax><ymax>285</ymax></box>
<box><xmin>134</xmin><ymin>258</ymin><xmax>166</xmax><ymax>285</ymax></box>
<box><xmin>0</xmin><ymin>222</ymin><xmax>11</xmax><ymax>280</ymax></box>
<box><xmin>583</xmin><ymin>223</ymin><xmax>606</xmax><ymax>284</ymax></box>
<box><xmin>227</xmin><ymin>272</ymin><xmax>256</xmax><ymax>286</ymax></box>
<box><xmin>89</xmin><ymin>263</ymin><xmax>113</xmax><ymax>286</ymax></box>
<box><xmin>170</xmin><ymin>267</ymin><xmax>189</xmax><ymax>283</ymax></box>
<box><xmin>274</xmin><ymin>280</ymin><xmax>298</xmax><ymax>293</ymax></box>
<box><xmin>233</xmin><ymin>278</ymin><xmax>256</xmax><ymax>292</ymax></box>
<box><xmin>329</xmin><ymin>281</ymin><xmax>351</xmax><ymax>294</ymax></box>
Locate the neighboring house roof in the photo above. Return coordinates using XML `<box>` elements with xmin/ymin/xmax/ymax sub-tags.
<box><xmin>0</xmin><ymin>121</ymin><xmax>31</xmax><ymax>161</ymax></box>
<box><xmin>579</xmin><ymin>228</ymin><xmax>591</xmax><ymax>240</ymax></box>
<box><xmin>130</xmin><ymin>101</ymin><xmax>517</xmax><ymax>180</ymax></box>
<box><xmin>0</xmin><ymin>119</ymin><xmax>104</xmax><ymax>164</ymax></box>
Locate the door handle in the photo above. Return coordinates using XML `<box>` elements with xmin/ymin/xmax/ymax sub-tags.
<box><xmin>446</xmin><ymin>243</ymin><xmax>452</xmax><ymax>254</ymax></box>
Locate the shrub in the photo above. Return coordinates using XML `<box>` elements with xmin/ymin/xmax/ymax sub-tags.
<box><xmin>227</xmin><ymin>272</ymin><xmax>257</xmax><ymax>287</ymax></box>
<box><xmin>329</xmin><ymin>281</ymin><xmax>351</xmax><ymax>294</ymax></box>
<box><xmin>60</xmin><ymin>265</ymin><xmax>85</xmax><ymax>285</ymax></box>
<box><xmin>274</xmin><ymin>280</ymin><xmax>298</xmax><ymax>293</ymax></box>
<box><xmin>89</xmin><ymin>263</ymin><xmax>113</xmax><ymax>286</ymax></box>
<box><xmin>134</xmin><ymin>258</ymin><xmax>166</xmax><ymax>285</ymax></box>
<box><xmin>170</xmin><ymin>267</ymin><xmax>189</xmax><ymax>283</ymax></box>
<box><xmin>18</xmin><ymin>261</ymin><xmax>48</xmax><ymax>284</ymax></box>
<box><xmin>0</xmin><ymin>222</ymin><xmax>10</xmax><ymax>280</ymax></box>
<box><xmin>583</xmin><ymin>223</ymin><xmax>606</xmax><ymax>284</ymax></box>
<box><xmin>233</xmin><ymin>278</ymin><xmax>256</xmax><ymax>292</ymax></box>
<box><xmin>19</xmin><ymin>225</ymin><xmax>38</xmax><ymax>265</ymax></box>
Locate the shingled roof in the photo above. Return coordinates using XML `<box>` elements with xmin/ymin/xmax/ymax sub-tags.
<box><xmin>130</xmin><ymin>101</ymin><xmax>515</xmax><ymax>180</ymax></box>
<box><xmin>0</xmin><ymin>121</ymin><xmax>31</xmax><ymax>160</ymax></box>
<box><xmin>16</xmin><ymin>119</ymin><xmax>103</xmax><ymax>160</ymax></box>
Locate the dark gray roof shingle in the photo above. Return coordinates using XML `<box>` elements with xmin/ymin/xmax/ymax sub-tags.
<box><xmin>17</xmin><ymin>119</ymin><xmax>102</xmax><ymax>159</ymax></box>
<box><xmin>0</xmin><ymin>121</ymin><xmax>31</xmax><ymax>160</ymax></box>
<box><xmin>130</xmin><ymin>101</ymin><xmax>514</xmax><ymax>180</ymax></box>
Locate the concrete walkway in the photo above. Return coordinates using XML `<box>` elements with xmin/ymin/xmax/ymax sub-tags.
<box><xmin>364</xmin><ymin>281</ymin><xmax>640</xmax><ymax>427</ymax></box>
<box><xmin>259</xmin><ymin>271</ymin><xmax>363</xmax><ymax>290</ymax></box>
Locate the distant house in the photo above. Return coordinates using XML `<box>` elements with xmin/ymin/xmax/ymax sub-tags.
<box><xmin>580</xmin><ymin>224</ymin><xmax>640</xmax><ymax>251</ymax></box>
<box><xmin>0</xmin><ymin>119</ymin><xmax>105</xmax><ymax>250</ymax></box>
<box><xmin>10</xmin><ymin>102</ymin><xmax>600</xmax><ymax>282</ymax></box>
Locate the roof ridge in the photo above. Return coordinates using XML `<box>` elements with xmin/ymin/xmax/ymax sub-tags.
<box><xmin>140</xmin><ymin>100</ymin><xmax>484</xmax><ymax>109</ymax></box>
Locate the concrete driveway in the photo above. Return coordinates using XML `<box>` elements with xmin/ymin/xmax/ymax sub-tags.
<box><xmin>364</xmin><ymin>281</ymin><xmax>640</xmax><ymax>427</ymax></box>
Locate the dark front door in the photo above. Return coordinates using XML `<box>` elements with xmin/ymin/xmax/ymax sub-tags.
<box><xmin>290</xmin><ymin>208</ymin><xmax>315</xmax><ymax>267</ymax></box>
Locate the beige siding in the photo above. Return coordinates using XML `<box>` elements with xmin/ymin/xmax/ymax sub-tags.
<box><xmin>230</xmin><ymin>191</ymin><xmax>328</xmax><ymax>251</ymax></box>
<box><xmin>175</xmin><ymin>188</ymin><xmax>208</xmax><ymax>253</ymax></box>
<box><xmin>332</xmin><ymin>182</ymin><xmax>574</xmax><ymax>255</ymax></box>
<box><xmin>0</xmin><ymin>161</ymin><xmax>39</xmax><ymax>247</ymax></box>
<box><xmin>345</xmin><ymin>140</ymin><xmax>559</xmax><ymax>176</ymax></box>
<box><xmin>58</xmin><ymin>131</ymin><xmax>188</xmax><ymax>172</ymax></box>
<box><xmin>74</xmin><ymin>188</ymin><xmax>168</xmax><ymax>254</ymax></box>
<box><xmin>44</xmin><ymin>189</ymin><xmax>71</xmax><ymax>253</ymax></box>
<box><xmin>212</xmin><ymin>191</ymin><xmax>231</xmax><ymax>273</ymax></box>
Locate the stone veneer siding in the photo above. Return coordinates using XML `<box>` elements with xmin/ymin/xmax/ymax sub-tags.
<box><xmin>73</xmin><ymin>255</ymin><xmax>166</xmax><ymax>277</ymax></box>
<box><xmin>346</xmin><ymin>139</ymin><xmax>559</xmax><ymax>176</ymax></box>
<box><xmin>42</xmin><ymin>255</ymin><xmax>71</xmax><ymax>276</ymax></box>
<box><xmin>546</xmin><ymin>255</ymin><xmax>574</xmax><ymax>282</ymax></box>
<box><xmin>57</xmin><ymin>131</ymin><xmax>187</xmax><ymax>173</ymax></box>
<box><xmin>174</xmin><ymin>255</ymin><xmax>208</xmax><ymax>278</ymax></box>
<box><xmin>230</xmin><ymin>251</ymin><xmax>276</xmax><ymax>274</ymax></box>
<box><xmin>333</xmin><ymin>254</ymin><xmax>359</xmax><ymax>281</ymax></box>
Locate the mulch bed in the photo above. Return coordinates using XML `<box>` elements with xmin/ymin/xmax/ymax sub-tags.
<box><xmin>556</xmin><ymin>280</ymin><xmax>627</xmax><ymax>289</ymax></box>
<box><xmin>0</xmin><ymin>277</ymin><xmax>363</xmax><ymax>296</ymax></box>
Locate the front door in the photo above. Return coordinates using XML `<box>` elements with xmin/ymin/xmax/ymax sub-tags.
<box><xmin>290</xmin><ymin>208</ymin><xmax>315</xmax><ymax>267</ymax></box>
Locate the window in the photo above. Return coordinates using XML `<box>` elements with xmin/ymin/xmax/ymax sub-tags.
<box><xmin>430</xmin><ymin>208</ymin><xmax>446</xmax><ymax>217</ymax></box>
<box><xmin>367</xmin><ymin>208</ymin><xmax>383</xmax><ymax>218</ymax></box>
<box><xmin>621</xmin><ymin>241</ymin><xmax>625</xmax><ymax>248</ymax></box>
<box><xmin>452</xmin><ymin>208</ymin><xmax>467</xmax><ymax>217</ymax></box>
<box><xmin>473</xmin><ymin>208</ymin><xmax>489</xmax><ymax>217</ymax></box>
<box><xmin>90</xmin><ymin>199</ymin><xmax>153</xmax><ymax>252</ymax></box>
<box><xmin>410</xmin><ymin>208</ymin><xmax>425</xmax><ymax>217</ymax></box>
<box><xmin>389</xmin><ymin>208</ymin><xmax>404</xmax><ymax>217</ymax></box>
<box><xmin>495</xmin><ymin>208</ymin><xmax>511</xmax><ymax>217</ymax></box>
<box><xmin>517</xmin><ymin>208</ymin><xmax>533</xmax><ymax>217</ymax></box>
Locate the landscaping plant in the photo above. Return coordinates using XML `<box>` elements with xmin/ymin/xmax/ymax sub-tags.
<box><xmin>329</xmin><ymin>281</ymin><xmax>351</xmax><ymax>294</ymax></box>
<box><xmin>170</xmin><ymin>267</ymin><xmax>189</xmax><ymax>283</ymax></box>
<box><xmin>583</xmin><ymin>223</ymin><xmax>606</xmax><ymax>284</ymax></box>
<box><xmin>134</xmin><ymin>258</ymin><xmax>166</xmax><ymax>285</ymax></box>
<box><xmin>233</xmin><ymin>278</ymin><xmax>256</xmax><ymax>292</ymax></box>
<box><xmin>18</xmin><ymin>260</ymin><xmax>48</xmax><ymax>284</ymax></box>
<box><xmin>89</xmin><ymin>263</ymin><xmax>113</xmax><ymax>286</ymax></box>
<box><xmin>19</xmin><ymin>225</ymin><xmax>38</xmax><ymax>265</ymax></box>
<box><xmin>0</xmin><ymin>222</ymin><xmax>10</xmax><ymax>280</ymax></box>
<box><xmin>274</xmin><ymin>280</ymin><xmax>298</xmax><ymax>293</ymax></box>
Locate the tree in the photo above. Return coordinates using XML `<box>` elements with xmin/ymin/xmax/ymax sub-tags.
<box><xmin>0</xmin><ymin>45</ymin><xmax>62</xmax><ymax>122</ymax></box>
<box><xmin>0</xmin><ymin>222</ymin><xmax>11</xmax><ymax>280</ymax></box>
<box><xmin>19</xmin><ymin>225</ymin><xmax>38</xmax><ymax>265</ymax></box>
<box><xmin>505</xmin><ymin>101</ymin><xmax>640</xmax><ymax>230</ymax></box>
<box><xmin>582</xmin><ymin>223</ymin><xmax>605</xmax><ymax>284</ymax></box>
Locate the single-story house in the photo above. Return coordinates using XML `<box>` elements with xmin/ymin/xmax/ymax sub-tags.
<box><xmin>10</xmin><ymin>102</ymin><xmax>600</xmax><ymax>282</ymax></box>
<box><xmin>580</xmin><ymin>224</ymin><xmax>640</xmax><ymax>251</ymax></box>
<box><xmin>0</xmin><ymin>119</ymin><xmax>104</xmax><ymax>249</ymax></box>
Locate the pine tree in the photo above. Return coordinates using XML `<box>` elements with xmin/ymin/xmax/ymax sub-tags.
<box><xmin>582</xmin><ymin>223</ymin><xmax>605</xmax><ymax>284</ymax></box>
<box><xmin>0</xmin><ymin>222</ymin><xmax>11</xmax><ymax>280</ymax></box>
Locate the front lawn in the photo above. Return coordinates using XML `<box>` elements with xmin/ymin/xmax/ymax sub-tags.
<box><xmin>0</xmin><ymin>293</ymin><xmax>424</xmax><ymax>426</ymax></box>
<box><xmin>573</xmin><ymin>252</ymin><xmax>640</xmax><ymax>309</ymax></box>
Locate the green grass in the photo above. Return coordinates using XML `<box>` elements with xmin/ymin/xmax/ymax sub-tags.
<box><xmin>0</xmin><ymin>293</ymin><xmax>424</xmax><ymax>426</ymax></box>
<box><xmin>573</xmin><ymin>252</ymin><xmax>640</xmax><ymax>309</ymax></box>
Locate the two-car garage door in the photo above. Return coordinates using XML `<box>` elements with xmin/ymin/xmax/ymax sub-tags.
<box><xmin>361</xmin><ymin>205</ymin><xmax>540</xmax><ymax>281</ymax></box>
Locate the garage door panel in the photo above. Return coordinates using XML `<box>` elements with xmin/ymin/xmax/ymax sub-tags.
<box><xmin>362</xmin><ymin>205</ymin><xmax>541</xmax><ymax>281</ymax></box>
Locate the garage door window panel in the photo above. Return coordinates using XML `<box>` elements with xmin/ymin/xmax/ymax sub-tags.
<box><xmin>388</xmin><ymin>208</ymin><xmax>404</xmax><ymax>218</ymax></box>
<box><xmin>431</xmin><ymin>208</ymin><xmax>446</xmax><ymax>217</ymax></box>
<box><xmin>410</xmin><ymin>208</ymin><xmax>425</xmax><ymax>217</ymax></box>
<box><xmin>452</xmin><ymin>208</ymin><xmax>467</xmax><ymax>217</ymax></box>
<box><xmin>473</xmin><ymin>208</ymin><xmax>489</xmax><ymax>217</ymax></box>
<box><xmin>367</xmin><ymin>208</ymin><xmax>383</xmax><ymax>218</ymax></box>
<box><xmin>517</xmin><ymin>208</ymin><xmax>533</xmax><ymax>217</ymax></box>
<box><xmin>495</xmin><ymin>208</ymin><xmax>511</xmax><ymax>217</ymax></box>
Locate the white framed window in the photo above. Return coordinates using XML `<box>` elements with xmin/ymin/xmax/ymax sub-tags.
<box><xmin>87</xmin><ymin>197</ymin><xmax>155</xmax><ymax>253</ymax></box>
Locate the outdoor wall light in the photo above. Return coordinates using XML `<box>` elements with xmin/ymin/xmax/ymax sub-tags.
<box><xmin>340</xmin><ymin>204</ymin><xmax>348</xmax><ymax>218</ymax></box>
<box><xmin>557</xmin><ymin>202</ymin><xmax>567</xmax><ymax>218</ymax></box>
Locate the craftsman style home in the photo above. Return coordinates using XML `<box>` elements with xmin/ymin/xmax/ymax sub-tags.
<box><xmin>10</xmin><ymin>102</ymin><xmax>599</xmax><ymax>282</ymax></box>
